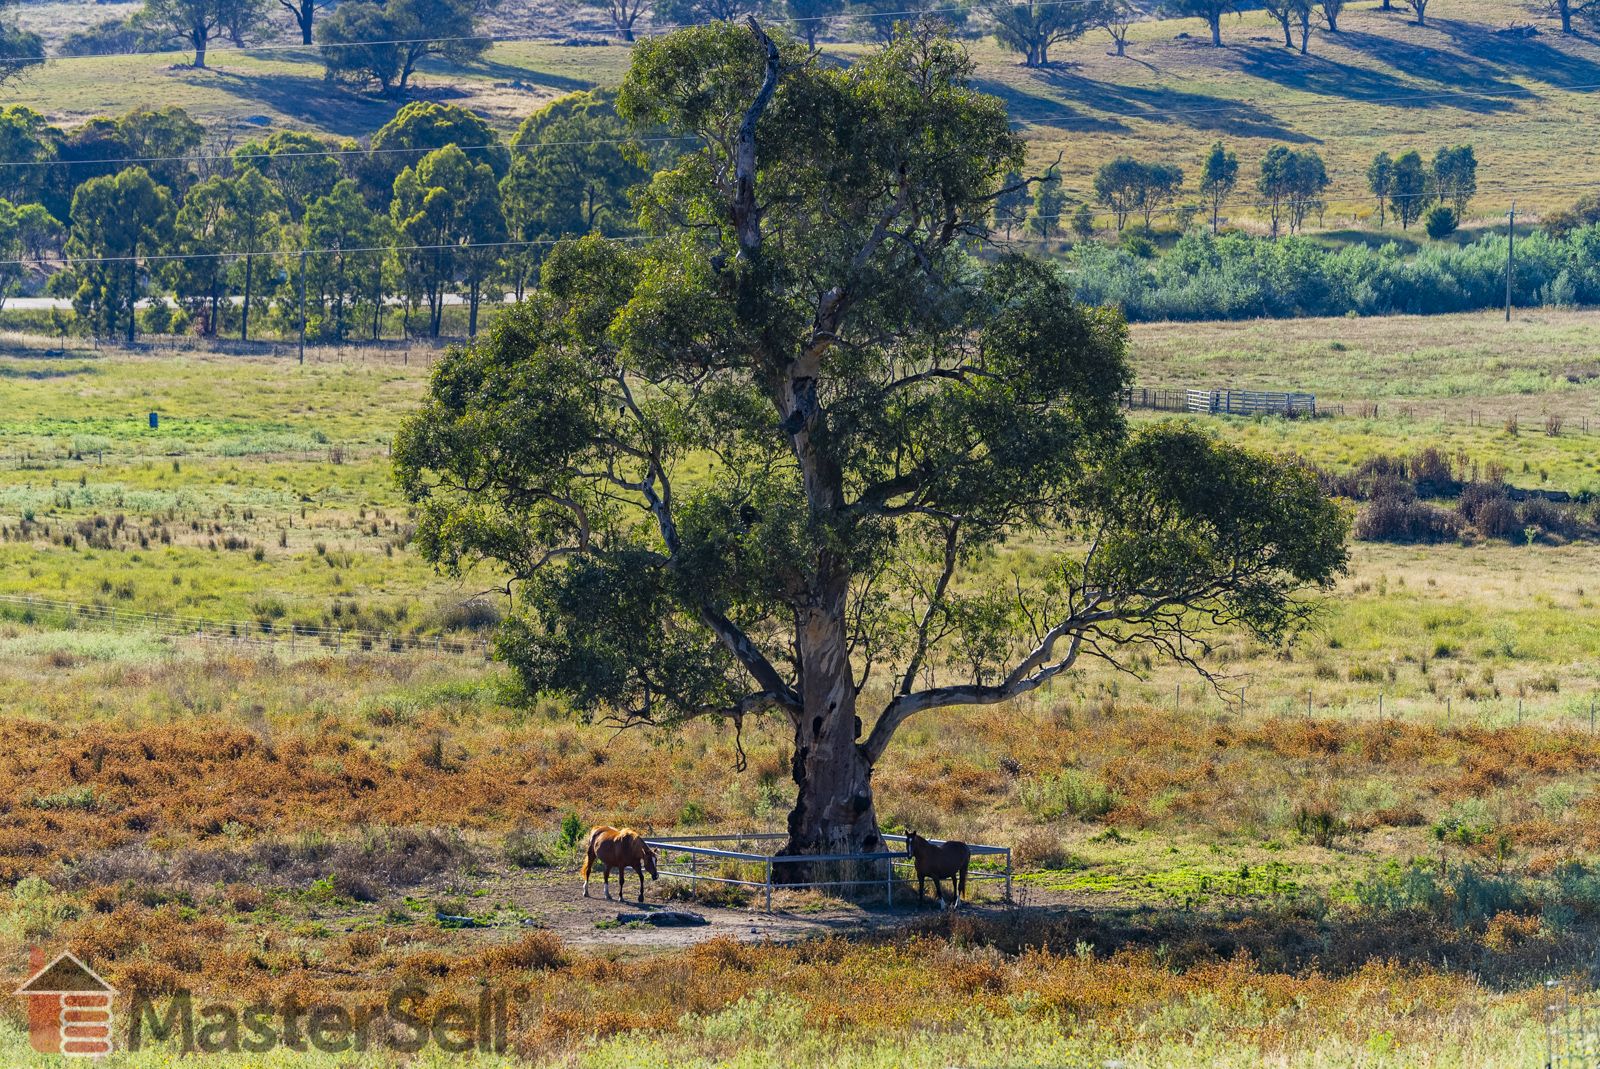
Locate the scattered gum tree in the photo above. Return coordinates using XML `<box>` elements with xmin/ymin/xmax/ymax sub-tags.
<box><xmin>392</xmin><ymin>21</ymin><xmax>1351</xmax><ymax>860</ymax></box>
<box><xmin>1199</xmin><ymin>141</ymin><xmax>1238</xmax><ymax>234</ymax></box>
<box><xmin>1161</xmin><ymin>0</ymin><xmax>1239</xmax><ymax>46</ymax></box>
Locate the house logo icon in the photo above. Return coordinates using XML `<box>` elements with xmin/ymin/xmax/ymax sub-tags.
<box><xmin>15</xmin><ymin>949</ymin><xmax>117</xmax><ymax>1056</ymax></box>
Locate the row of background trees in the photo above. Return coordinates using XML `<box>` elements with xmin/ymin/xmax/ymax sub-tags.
<box><xmin>53</xmin><ymin>0</ymin><xmax>1576</xmax><ymax>83</ymax></box>
<box><xmin>0</xmin><ymin>96</ymin><xmax>648</xmax><ymax>344</ymax></box>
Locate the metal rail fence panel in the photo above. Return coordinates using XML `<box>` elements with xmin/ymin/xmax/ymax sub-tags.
<box><xmin>643</xmin><ymin>832</ymin><xmax>1012</xmax><ymax>912</ymax></box>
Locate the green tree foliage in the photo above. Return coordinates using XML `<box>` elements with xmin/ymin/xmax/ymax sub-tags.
<box><xmin>992</xmin><ymin>169</ymin><xmax>1029</xmax><ymax>238</ymax></box>
<box><xmin>63</xmin><ymin>168</ymin><xmax>175</xmax><ymax>343</ymax></box>
<box><xmin>234</xmin><ymin>130</ymin><xmax>346</xmax><ymax>220</ymax></box>
<box><xmin>499</xmin><ymin>90</ymin><xmax>647</xmax><ymax>300</ymax></box>
<box><xmin>849</xmin><ymin>2</ymin><xmax>967</xmax><ymax>44</ymax></box>
<box><xmin>117</xmin><ymin>107</ymin><xmax>204</xmax><ymax>196</ymax></box>
<box><xmin>1257</xmin><ymin>145</ymin><xmax>1326</xmax><ymax>237</ymax></box>
<box><xmin>1424</xmin><ymin>204</ymin><xmax>1457</xmax><ymax>240</ymax></box>
<box><xmin>390</xmin><ymin>145</ymin><xmax>506</xmax><ymax>338</ymax></box>
<box><xmin>14</xmin><ymin>203</ymin><xmax>62</xmax><ymax>261</ymax></box>
<box><xmin>318</xmin><ymin>0</ymin><xmax>488</xmax><ymax>96</ymax></box>
<box><xmin>142</xmin><ymin>0</ymin><xmax>268</xmax><ymax>67</ymax></box>
<box><xmin>1431</xmin><ymin>144</ymin><xmax>1476</xmax><ymax>217</ymax></box>
<box><xmin>1024</xmin><ymin>169</ymin><xmax>1065</xmax><ymax>237</ymax></box>
<box><xmin>297</xmin><ymin>179</ymin><xmax>389</xmax><ymax>341</ymax></box>
<box><xmin>1161</xmin><ymin>0</ymin><xmax>1239</xmax><ymax>45</ymax></box>
<box><xmin>1391</xmin><ymin>149</ymin><xmax>1432</xmax><ymax>230</ymax></box>
<box><xmin>983</xmin><ymin>0</ymin><xmax>1097</xmax><ymax>66</ymax></box>
<box><xmin>1093</xmin><ymin>156</ymin><xmax>1181</xmax><ymax>230</ymax></box>
<box><xmin>167</xmin><ymin>173</ymin><xmax>232</xmax><ymax>335</ymax></box>
<box><xmin>0</xmin><ymin>0</ymin><xmax>42</xmax><ymax>88</ymax></box>
<box><xmin>364</xmin><ymin>102</ymin><xmax>510</xmax><ymax>201</ymax></box>
<box><xmin>1366</xmin><ymin>151</ymin><xmax>1394</xmax><ymax>229</ymax></box>
<box><xmin>0</xmin><ymin>106</ymin><xmax>61</xmax><ymax>209</ymax></box>
<box><xmin>1198</xmin><ymin>141</ymin><xmax>1237</xmax><ymax>234</ymax></box>
<box><xmin>392</xmin><ymin>23</ymin><xmax>1348</xmax><ymax>859</ymax></box>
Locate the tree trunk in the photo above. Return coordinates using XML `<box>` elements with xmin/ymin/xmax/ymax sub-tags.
<box><xmin>299</xmin><ymin>9</ymin><xmax>313</xmax><ymax>45</ymax></box>
<box><xmin>780</xmin><ymin>594</ymin><xmax>884</xmax><ymax>867</ymax></box>
<box><xmin>1210</xmin><ymin>14</ymin><xmax>1223</xmax><ymax>45</ymax></box>
<box><xmin>125</xmin><ymin>256</ymin><xmax>136</xmax><ymax>346</ymax></box>
<box><xmin>468</xmin><ymin>280</ymin><xmax>480</xmax><ymax>337</ymax></box>
<box><xmin>193</xmin><ymin>26</ymin><xmax>207</xmax><ymax>69</ymax></box>
<box><xmin>241</xmin><ymin>255</ymin><xmax>252</xmax><ymax>341</ymax></box>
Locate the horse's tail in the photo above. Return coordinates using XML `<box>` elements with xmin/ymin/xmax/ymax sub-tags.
<box><xmin>581</xmin><ymin>829</ymin><xmax>599</xmax><ymax>880</ymax></box>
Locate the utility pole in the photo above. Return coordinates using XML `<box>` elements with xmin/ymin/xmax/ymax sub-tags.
<box><xmin>297</xmin><ymin>249</ymin><xmax>308</xmax><ymax>366</ymax></box>
<box><xmin>1505</xmin><ymin>201</ymin><xmax>1516</xmax><ymax>322</ymax></box>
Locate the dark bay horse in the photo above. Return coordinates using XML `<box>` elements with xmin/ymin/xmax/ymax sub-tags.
<box><xmin>582</xmin><ymin>826</ymin><xmax>659</xmax><ymax>904</ymax></box>
<box><xmin>906</xmin><ymin>831</ymin><xmax>971</xmax><ymax>910</ymax></box>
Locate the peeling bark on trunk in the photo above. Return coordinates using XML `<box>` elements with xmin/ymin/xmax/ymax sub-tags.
<box><xmin>779</xmin><ymin>597</ymin><xmax>883</xmax><ymax>869</ymax></box>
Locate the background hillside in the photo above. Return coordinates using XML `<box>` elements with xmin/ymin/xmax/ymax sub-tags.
<box><xmin>5</xmin><ymin>0</ymin><xmax>1594</xmax><ymax>229</ymax></box>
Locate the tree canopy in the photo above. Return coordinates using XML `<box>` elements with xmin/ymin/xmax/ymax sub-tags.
<box><xmin>394</xmin><ymin>21</ymin><xmax>1348</xmax><ymax>860</ymax></box>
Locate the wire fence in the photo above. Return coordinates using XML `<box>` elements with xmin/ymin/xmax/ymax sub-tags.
<box><xmin>644</xmin><ymin>832</ymin><xmax>1012</xmax><ymax>911</ymax></box>
<box><xmin>1547</xmin><ymin>981</ymin><xmax>1600</xmax><ymax>1069</ymax></box>
<box><xmin>0</xmin><ymin>593</ymin><xmax>491</xmax><ymax>658</ymax></box>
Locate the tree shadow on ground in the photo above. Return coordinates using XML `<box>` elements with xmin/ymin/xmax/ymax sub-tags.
<box><xmin>1430</xmin><ymin>18</ymin><xmax>1600</xmax><ymax>91</ymax></box>
<box><xmin>1328</xmin><ymin>28</ymin><xmax>1536</xmax><ymax>111</ymax></box>
<box><xmin>992</xmin><ymin>69</ymin><xmax>1308</xmax><ymax>140</ymax></box>
<box><xmin>1230</xmin><ymin>41</ymin><xmax>1507</xmax><ymax>112</ymax></box>
<box><xmin>176</xmin><ymin>69</ymin><xmax>396</xmax><ymax>138</ymax></box>
<box><xmin>876</xmin><ymin>902</ymin><xmax>1600</xmax><ymax>990</ymax></box>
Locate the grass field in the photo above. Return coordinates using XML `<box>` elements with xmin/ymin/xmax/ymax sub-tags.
<box><xmin>0</xmin><ymin>308</ymin><xmax>1598</xmax><ymax>1063</ymax></box>
<box><xmin>8</xmin><ymin>0</ymin><xmax>1596</xmax><ymax>229</ymax></box>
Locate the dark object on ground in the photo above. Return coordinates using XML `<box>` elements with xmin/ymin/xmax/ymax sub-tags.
<box><xmin>614</xmin><ymin>911</ymin><xmax>708</xmax><ymax>927</ymax></box>
<box><xmin>436</xmin><ymin>912</ymin><xmax>489</xmax><ymax>928</ymax></box>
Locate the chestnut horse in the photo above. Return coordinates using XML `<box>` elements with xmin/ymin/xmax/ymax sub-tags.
<box><xmin>906</xmin><ymin>831</ymin><xmax>970</xmax><ymax>910</ymax></box>
<box><xmin>582</xmin><ymin>826</ymin><xmax>659</xmax><ymax>904</ymax></box>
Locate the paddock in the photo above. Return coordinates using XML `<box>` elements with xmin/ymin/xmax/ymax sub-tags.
<box><xmin>642</xmin><ymin>833</ymin><xmax>1013</xmax><ymax>911</ymax></box>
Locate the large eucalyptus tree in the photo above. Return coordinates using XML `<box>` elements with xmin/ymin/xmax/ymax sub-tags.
<box><xmin>394</xmin><ymin>21</ymin><xmax>1347</xmax><ymax>861</ymax></box>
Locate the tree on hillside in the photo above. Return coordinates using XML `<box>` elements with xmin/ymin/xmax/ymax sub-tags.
<box><xmin>498</xmin><ymin>90</ymin><xmax>648</xmax><ymax>300</ymax></box>
<box><xmin>390</xmin><ymin>144</ymin><xmax>506</xmax><ymax>337</ymax></box>
<box><xmin>1267</xmin><ymin>0</ymin><xmax>1305</xmax><ymax>50</ymax></box>
<box><xmin>1366</xmin><ymin>151</ymin><xmax>1393</xmax><ymax>228</ymax></box>
<box><xmin>234</xmin><ymin>130</ymin><xmax>345</xmax><ymax>220</ymax></box>
<box><xmin>993</xmin><ymin>169</ymin><xmax>1030</xmax><ymax>238</ymax></box>
<box><xmin>1094</xmin><ymin>155</ymin><xmax>1148</xmax><ymax>230</ymax></box>
<box><xmin>654</xmin><ymin>0</ymin><xmax>759</xmax><ymax>25</ymax></box>
<box><xmin>143</xmin><ymin>0</ymin><xmax>268</xmax><ymax>67</ymax></box>
<box><xmin>318</xmin><ymin>0</ymin><xmax>488</xmax><ymax>96</ymax></box>
<box><xmin>1161</xmin><ymin>0</ymin><xmax>1239</xmax><ymax>46</ymax></box>
<box><xmin>1139</xmin><ymin>161</ymin><xmax>1183</xmax><ymax>227</ymax></box>
<box><xmin>1258</xmin><ymin>145</ymin><xmax>1326</xmax><ymax>237</ymax></box>
<box><xmin>1548</xmin><ymin>0</ymin><xmax>1600</xmax><ymax>34</ymax></box>
<box><xmin>1400</xmin><ymin>0</ymin><xmax>1429</xmax><ymax>24</ymax></box>
<box><xmin>1024</xmin><ymin>169</ymin><xmax>1065</xmax><ymax>237</ymax></box>
<box><xmin>64</xmin><ymin>168</ymin><xmax>175</xmax><ymax>344</ymax></box>
<box><xmin>579</xmin><ymin>0</ymin><xmax>652</xmax><ymax>41</ymax></box>
<box><xmin>781</xmin><ymin>0</ymin><xmax>843</xmax><ymax>48</ymax></box>
<box><xmin>1319</xmin><ymin>0</ymin><xmax>1344</xmax><ymax>31</ymax></box>
<box><xmin>1431</xmin><ymin>144</ymin><xmax>1476</xmax><ymax>218</ymax></box>
<box><xmin>15</xmin><ymin>203</ymin><xmax>62</xmax><ymax>262</ymax></box>
<box><xmin>982</xmin><ymin>0</ymin><xmax>1097</xmax><ymax>67</ymax></box>
<box><xmin>850</xmin><ymin>0</ymin><xmax>967</xmax><ymax>44</ymax></box>
<box><xmin>1391</xmin><ymin>149</ymin><xmax>1432</xmax><ymax>230</ymax></box>
<box><xmin>277</xmin><ymin>0</ymin><xmax>332</xmax><ymax>43</ymax></box>
<box><xmin>1095</xmin><ymin>0</ymin><xmax>1146</xmax><ymax>56</ymax></box>
<box><xmin>0</xmin><ymin>2</ymin><xmax>43</xmax><ymax>88</ymax></box>
<box><xmin>1198</xmin><ymin>141</ymin><xmax>1237</xmax><ymax>234</ymax></box>
<box><xmin>392</xmin><ymin>22</ymin><xmax>1349</xmax><ymax>862</ymax></box>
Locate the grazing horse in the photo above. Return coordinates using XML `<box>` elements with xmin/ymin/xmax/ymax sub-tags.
<box><xmin>582</xmin><ymin>826</ymin><xmax>659</xmax><ymax>904</ymax></box>
<box><xmin>906</xmin><ymin>831</ymin><xmax>971</xmax><ymax>910</ymax></box>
